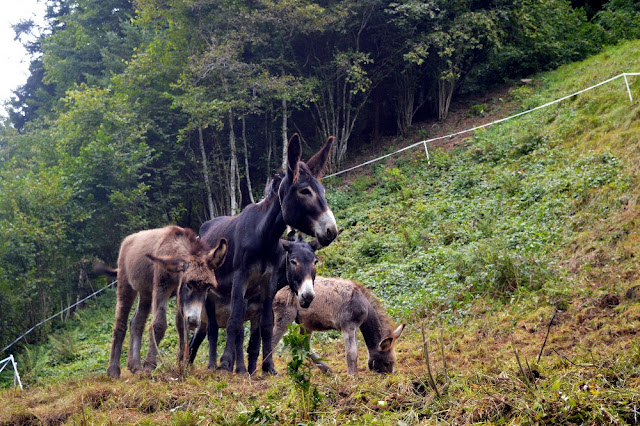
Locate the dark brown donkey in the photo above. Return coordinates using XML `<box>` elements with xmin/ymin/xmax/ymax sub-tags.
<box><xmin>272</xmin><ymin>277</ymin><xmax>405</xmax><ymax>375</ymax></box>
<box><xmin>186</xmin><ymin>236</ymin><xmax>320</xmax><ymax>373</ymax></box>
<box><xmin>100</xmin><ymin>226</ymin><xmax>227</xmax><ymax>378</ymax></box>
<box><xmin>199</xmin><ymin>134</ymin><xmax>337</xmax><ymax>374</ymax></box>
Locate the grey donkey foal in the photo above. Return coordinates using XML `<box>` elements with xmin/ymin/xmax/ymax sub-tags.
<box><xmin>272</xmin><ymin>276</ymin><xmax>405</xmax><ymax>375</ymax></box>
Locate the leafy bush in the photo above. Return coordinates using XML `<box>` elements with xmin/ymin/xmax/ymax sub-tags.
<box><xmin>48</xmin><ymin>328</ymin><xmax>80</xmax><ymax>365</ymax></box>
<box><xmin>17</xmin><ymin>345</ymin><xmax>49</xmax><ymax>385</ymax></box>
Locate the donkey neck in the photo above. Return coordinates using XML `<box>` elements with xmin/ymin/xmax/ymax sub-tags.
<box><xmin>359</xmin><ymin>299</ymin><xmax>387</xmax><ymax>351</ymax></box>
<box><xmin>252</xmin><ymin>183</ymin><xmax>287</xmax><ymax>248</ymax></box>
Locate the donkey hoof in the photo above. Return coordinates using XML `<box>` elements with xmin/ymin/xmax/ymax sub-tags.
<box><xmin>142</xmin><ymin>362</ymin><xmax>156</xmax><ymax>374</ymax></box>
<box><xmin>106</xmin><ymin>365</ymin><xmax>121</xmax><ymax>379</ymax></box>
<box><xmin>262</xmin><ymin>366</ymin><xmax>278</xmax><ymax>376</ymax></box>
<box><xmin>217</xmin><ymin>362</ymin><xmax>233</xmax><ymax>372</ymax></box>
<box><xmin>127</xmin><ymin>363</ymin><xmax>143</xmax><ymax>374</ymax></box>
<box><xmin>207</xmin><ymin>362</ymin><xmax>217</xmax><ymax>370</ymax></box>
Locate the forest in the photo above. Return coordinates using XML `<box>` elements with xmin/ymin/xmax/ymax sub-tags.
<box><xmin>1</xmin><ymin>0</ymin><xmax>639</xmax><ymax>382</ymax></box>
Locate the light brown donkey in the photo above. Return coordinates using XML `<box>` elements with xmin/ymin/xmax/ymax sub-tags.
<box><xmin>100</xmin><ymin>226</ymin><xmax>227</xmax><ymax>379</ymax></box>
<box><xmin>272</xmin><ymin>277</ymin><xmax>405</xmax><ymax>375</ymax></box>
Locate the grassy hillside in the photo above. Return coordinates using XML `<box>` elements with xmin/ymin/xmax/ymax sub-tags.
<box><xmin>2</xmin><ymin>40</ymin><xmax>640</xmax><ymax>424</ymax></box>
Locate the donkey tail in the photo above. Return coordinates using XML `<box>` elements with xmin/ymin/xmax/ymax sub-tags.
<box><xmin>93</xmin><ymin>261</ymin><xmax>118</xmax><ymax>278</ymax></box>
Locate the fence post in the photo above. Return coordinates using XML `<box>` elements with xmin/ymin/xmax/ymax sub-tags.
<box><xmin>10</xmin><ymin>355</ymin><xmax>23</xmax><ymax>390</ymax></box>
<box><xmin>624</xmin><ymin>73</ymin><xmax>634</xmax><ymax>102</ymax></box>
<box><xmin>423</xmin><ymin>141</ymin><xmax>431</xmax><ymax>165</ymax></box>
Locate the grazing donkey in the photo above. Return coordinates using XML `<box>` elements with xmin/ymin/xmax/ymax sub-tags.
<box><xmin>199</xmin><ymin>134</ymin><xmax>337</xmax><ymax>374</ymax></box>
<box><xmin>272</xmin><ymin>277</ymin><xmax>405</xmax><ymax>375</ymax></box>
<box><xmin>186</xmin><ymin>236</ymin><xmax>320</xmax><ymax>373</ymax></box>
<box><xmin>100</xmin><ymin>226</ymin><xmax>227</xmax><ymax>379</ymax></box>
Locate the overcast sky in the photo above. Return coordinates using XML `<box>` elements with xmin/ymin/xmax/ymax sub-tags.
<box><xmin>0</xmin><ymin>0</ymin><xmax>46</xmax><ymax>116</ymax></box>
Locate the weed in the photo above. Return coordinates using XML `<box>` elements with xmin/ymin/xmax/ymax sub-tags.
<box><xmin>282</xmin><ymin>324</ymin><xmax>322</xmax><ymax>421</ymax></box>
<box><xmin>48</xmin><ymin>328</ymin><xmax>80</xmax><ymax>364</ymax></box>
<box><xmin>18</xmin><ymin>344</ymin><xmax>49</xmax><ymax>384</ymax></box>
<box><xmin>469</xmin><ymin>103</ymin><xmax>488</xmax><ymax>116</ymax></box>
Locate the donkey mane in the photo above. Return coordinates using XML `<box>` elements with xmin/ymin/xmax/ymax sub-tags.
<box><xmin>263</xmin><ymin>174</ymin><xmax>284</xmax><ymax>200</ymax></box>
<box><xmin>162</xmin><ymin>226</ymin><xmax>206</xmax><ymax>256</ymax></box>
<box><xmin>352</xmin><ymin>281</ymin><xmax>393</xmax><ymax>331</ymax></box>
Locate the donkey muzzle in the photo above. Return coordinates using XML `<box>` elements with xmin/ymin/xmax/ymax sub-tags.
<box><xmin>298</xmin><ymin>278</ymin><xmax>315</xmax><ymax>309</ymax></box>
<box><xmin>313</xmin><ymin>209</ymin><xmax>338</xmax><ymax>247</ymax></box>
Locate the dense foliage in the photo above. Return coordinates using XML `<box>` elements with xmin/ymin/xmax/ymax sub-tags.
<box><xmin>1</xmin><ymin>0</ymin><xmax>639</xmax><ymax>358</ymax></box>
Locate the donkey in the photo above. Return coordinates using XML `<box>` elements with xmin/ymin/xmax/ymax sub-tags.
<box><xmin>100</xmin><ymin>225</ymin><xmax>227</xmax><ymax>378</ymax></box>
<box><xmin>199</xmin><ymin>134</ymin><xmax>337</xmax><ymax>374</ymax></box>
<box><xmin>272</xmin><ymin>277</ymin><xmax>405</xmax><ymax>375</ymax></box>
<box><xmin>186</xmin><ymin>237</ymin><xmax>320</xmax><ymax>373</ymax></box>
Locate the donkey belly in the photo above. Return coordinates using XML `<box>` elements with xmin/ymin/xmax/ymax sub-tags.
<box><xmin>215</xmin><ymin>298</ymin><xmax>263</xmax><ymax>328</ymax></box>
<box><xmin>297</xmin><ymin>309</ymin><xmax>341</xmax><ymax>332</ymax></box>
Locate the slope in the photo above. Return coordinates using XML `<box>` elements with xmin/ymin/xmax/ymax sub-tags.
<box><xmin>1</xmin><ymin>40</ymin><xmax>640</xmax><ymax>424</ymax></box>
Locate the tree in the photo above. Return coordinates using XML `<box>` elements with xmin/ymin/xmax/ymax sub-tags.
<box><xmin>389</xmin><ymin>0</ymin><xmax>501</xmax><ymax>121</ymax></box>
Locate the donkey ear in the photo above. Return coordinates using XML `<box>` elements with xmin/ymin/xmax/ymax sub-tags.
<box><xmin>392</xmin><ymin>323</ymin><xmax>406</xmax><ymax>339</ymax></box>
<box><xmin>287</xmin><ymin>134</ymin><xmax>302</xmax><ymax>183</ymax></box>
<box><xmin>379</xmin><ymin>336</ymin><xmax>394</xmax><ymax>351</ymax></box>
<box><xmin>146</xmin><ymin>254</ymin><xmax>187</xmax><ymax>273</ymax></box>
<box><xmin>306</xmin><ymin>136</ymin><xmax>334</xmax><ymax>179</ymax></box>
<box><xmin>207</xmin><ymin>238</ymin><xmax>228</xmax><ymax>270</ymax></box>
<box><xmin>308</xmin><ymin>239</ymin><xmax>323</xmax><ymax>251</ymax></box>
<box><xmin>285</xmin><ymin>226</ymin><xmax>296</xmax><ymax>241</ymax></box>
<box><xmin>379</xmin><ymin>324</ymin><xmax>405</xmax><ymax>351</ymax></box>
<box><xmin>281</xmin><ymin>239</ymin><xmax>294</xmax><ymax>253</ymax></box>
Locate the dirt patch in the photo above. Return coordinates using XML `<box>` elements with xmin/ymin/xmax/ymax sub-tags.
<box><xmin>464</xmin><ymin>396</ymin><xmax>513</xmax><ymax>423</ymax></box>
<box><xmin>596</xmin><ymin>293</ymin><xmax>621</xmax><ymax>309</ymax></box>
<box><xmin>5</xmin><ymin>412</ymin><xmax>40</xmax><ymax>426</ymax></box>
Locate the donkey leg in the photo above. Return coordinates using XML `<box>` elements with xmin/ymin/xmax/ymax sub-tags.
<box><xmin>247</xmin><ymin>319</ymin><xmax>261</xmax><ymax>375</ymax></box>
<box><xmin>271</xmin><ymin>303</ymin><xmax>297</xmax><ymax>352</ymax></box>
<box><xmin>204</xmin><ymin>300</ymin><xmax>219</xmax><ymax>369</ymax></box>
<box><xmin>107</xmin><ymin>280</ymin><xmax>137</xmax><ymax>379</ymax></box>
<box><xmin>305</xmin><ymin>331</ymin><xmax>331</xmax><ymax>374</ymax></box>
<box><xmin>260</xmin><ymin>295</ymin><xmax>277</xmax><ymax>375</ymax></box>
<box><xmin>189</xmin><ymin>325</ymin><xmax>206</xmax><ymax>364</ymax></box>
<box><xmin>219</xmin><ymin>274</ymin><xmax>248</xmax><ymax>373</ymax></box>
<box><xmin>144</xmin><ymin>288</ymin><xmax>171</xmax><ymax>373</ymax></box>
<box><xmin>234</xmin><ymin>318</ymin><xmax>247</xmax><ymax>374</ymax></box>
<box><xmin>343</xmin><ymin>326</ymin><xmax>359</xmax><ymax>375</ymax></box>
<box><xmin>189</xmin><ymin>293</ymin><xmax>213</xmax><ymax>366</ymax></box>
<box><xmin>176</xmin><ymin>309</ymin><xmax>189</xmax><ymax>363</ymax></box>
<box><xmin>127</xmin><ymin>290</ymin><xmax>152</xmax><ymax>374</ymax></box>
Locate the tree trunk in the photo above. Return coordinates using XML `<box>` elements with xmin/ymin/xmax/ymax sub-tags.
<box><xmin>241</xmin><ymin>116</ymin><xmax>255</xmax><ymax>204</ymax></box>
<box><xmin>281</xmin><ymin>96</ymin><xmax>288</xmax><ymax>172</ymax></box>
<box><xmin>228</xmin><ymin>110</ymin><xmax>239</xmax><ymax>215</ymax></box>
<box><xmin>438</xmin><ymin>72</ymin><xmax>456</xmax><ymax>121</ymax></box>
<box><xmin>198</xmin><ymin>126</ymin><xmax>215</xmax><ymax>219</ymax></box>
<box><xmin>265</xmin><ymin>107</ymin><xmax>274</xmax><ymax>186</ymax></box>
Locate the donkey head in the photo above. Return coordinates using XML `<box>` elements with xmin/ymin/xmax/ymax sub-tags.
<box><xmin>278</xmin><ymin>134</ymin><xmax>338</xmax><ymax>247</ymax></box>
<box><xmin>147</xmin><ymin>238</ymin><xmax>227</xmax><ymax>328</ymax></box>
<box><xmin>367</xmin><ymin>324</ymin><xmax>405</xmax><ymax>374</ymax></box>
<box><xmin>281</xmin><ymin>236</ymin><xmax>318</xmax><ymax>309</ymax></box>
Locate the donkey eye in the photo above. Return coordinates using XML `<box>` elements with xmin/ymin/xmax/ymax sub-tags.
<box><xmin>299</xmin><ymin>188</ymin><xmax>313</xmax><ymax>197</ymax></box>
<box><xmin>290</xmin><ymin>259</ymin><xmax>298</xmax><ymax>266</ymax></box>
<box><xmin>185</xmin><ymin>282</ymin><xmax>194</xmax><ymax>290</ymax></box>
<box><xmin>313</xmin><ymin>258</ymin><xmax>319</xmax><ymax>265</ymax></box>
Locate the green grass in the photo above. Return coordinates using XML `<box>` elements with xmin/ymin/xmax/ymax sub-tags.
<box><xmin>3</xmin><ymin>40</ymin><xmax>640</xmax><ymax>424</ymax></box>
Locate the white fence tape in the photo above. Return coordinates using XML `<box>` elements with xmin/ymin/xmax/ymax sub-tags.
<box><xmin>2</xmin><ymin>280</ymin><xmax>118</xmax><ymax>354</ymax></box>
<box><xmin>325</xmin><ymin>72</ymin><xmax>638</xmax><ymax>179</ymax></box>
<box><xmin>0</xmin><ymin>355</ymin><xmax>23</xmax><ymax>390</ymax></box>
